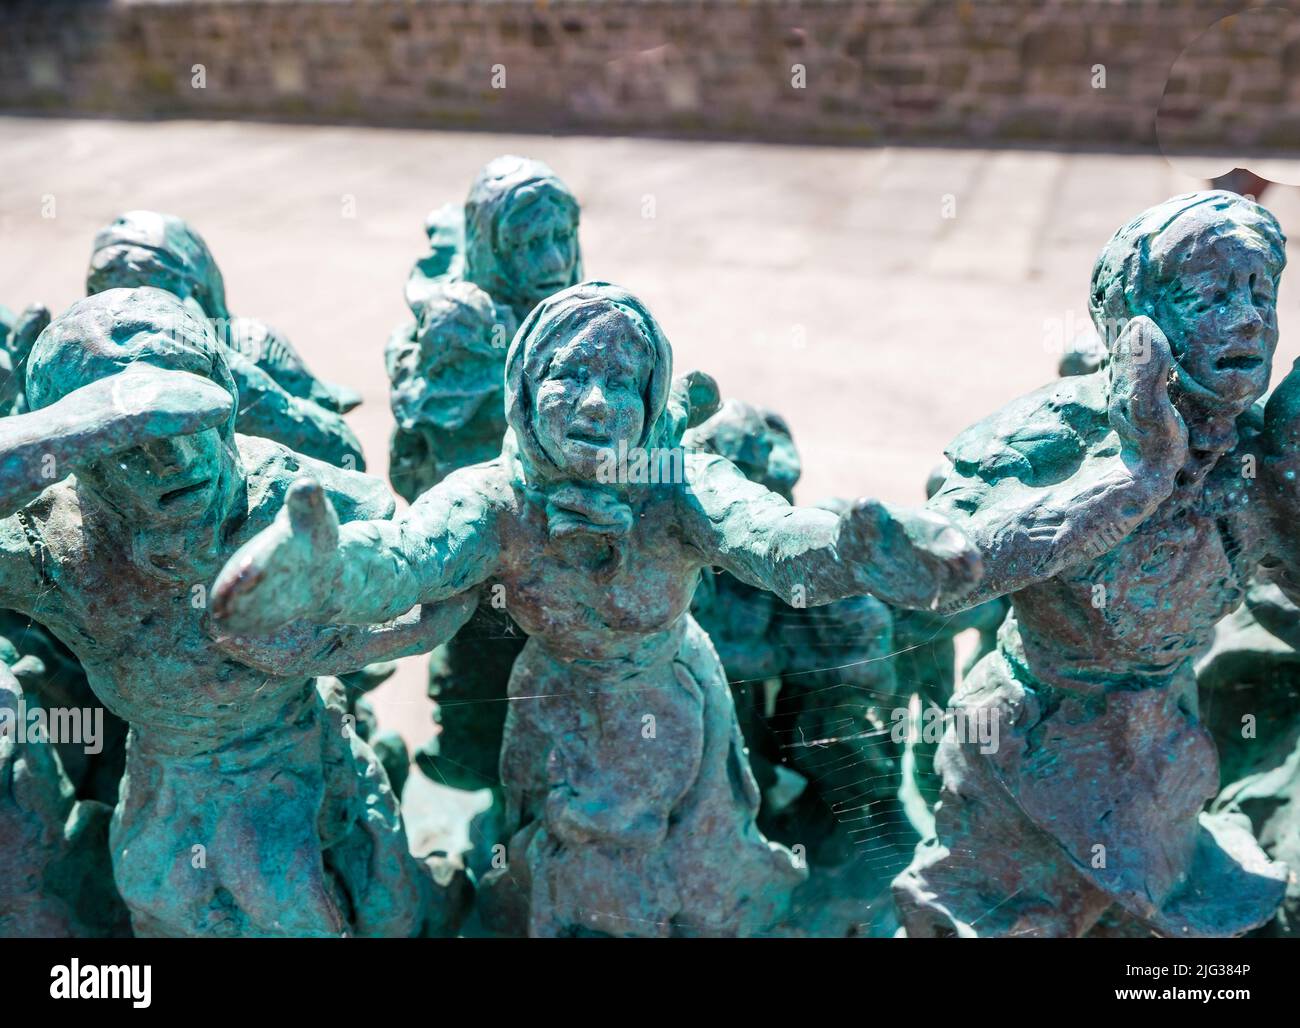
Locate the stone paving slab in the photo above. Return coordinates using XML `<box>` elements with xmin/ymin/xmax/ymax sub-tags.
<box><xmin>3</xmin><ymin>116</ymin><xmax>1299</xmax><ymax>778</ymax></box>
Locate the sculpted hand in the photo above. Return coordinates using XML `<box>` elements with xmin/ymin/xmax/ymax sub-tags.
<box><xmin>211</xmin><ymin>477</ymin><xmax>342</xmax><ymax>635</ymax></box>
<box><xmin>1106</xmin><ymin>316</ymin><xmax>1187</xmax><ymax>485</ymax></box>
<box><xmin>837</xmin><ymin>499</ymin><xmax>983</xmax><ymax>610</ymax></box>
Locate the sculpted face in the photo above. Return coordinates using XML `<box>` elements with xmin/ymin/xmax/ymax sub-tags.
<box><xmin>497</xmin><ymin>190</ymin><xmax>579</xmax><ymax>310</ymax></box>
<box><xmin>533</xmin><ymin>312</ymin><xmax>648</xmax><ymax>480</ymax></box>
<box><xmin>1154</xmin><ymin>231</ymin><xmax>1280</xmax><ymax>409</ymax></box>
<box><xmin>79</xmin><ymin>428</ymin><xmax>230</xmax><ymax>527</ymax></box>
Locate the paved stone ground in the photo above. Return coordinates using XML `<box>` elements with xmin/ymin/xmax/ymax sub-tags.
<box><xmin>3</xmin><ymin>117</ymin><xmax>1300</xmax><ymax>842</ymax></box>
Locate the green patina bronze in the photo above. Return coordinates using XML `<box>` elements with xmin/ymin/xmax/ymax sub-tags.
<box><xmin>891</xmin><ymin>460</ymin><xmax>1009</xmax><ymax>813</ymax></box>
<box><xmin>684</xmin><ymin>400</ymin><xmax>905</xmax><ymax>871</ymax></box>
<box><xmin>894</xmin><ymin>192</ymin><xmax>1293</xmax><ymax>938</ymax></box>
<box><xmin>1198</xmin><ymin>578</ymin><xmax>1300</xmax><ymax>936</ymax></box>
<box><xmin>212</xmin><ymin>282</ymin><xmax>982</xmax><ymax>936</ymax></box>
<box><xmin>5</xmin><ymin>185</ymin><xmax>1297</xmax><ymax>941</ymax></box>
<box><xmin>0</xmin><ymin>287</ymin><xmax>473</xmax><ymax>937</ymax></box>
<box><xmin>87</xmin><ymin>211</ymin><xmax>365</xmax><ymax>469</ymax></box>
<box><xmin>385</xmin><ymin>158</ymin><xmax>584</xmax><ymax>870</ymax></box>
<box><xmin>388</xmin><ymin>156</ymin><xmax>582</xmax><ymax>498</ymax></box>
<box><xmin>2</xmin><ymin>301</ymin><xmax>127</xmax><ymax>810</ymax></box>
<box><xmin>0</xmin><ymin>656</ymin><xmax>129</xmax><ymax>937</ymax></box>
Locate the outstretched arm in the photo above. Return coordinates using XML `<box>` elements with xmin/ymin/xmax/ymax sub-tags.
<box><xmin>210</xmin><ymin>464</ymin><xmax>502</xmax><ymax>634</ymax></box>
<box><xmin>0</xmin><ymin>365</ymin><xmax>233</xmax><ymax>518</ymax></box>
<box><xmin>208</xmin><ymin>589</ymin><xmax>480</xmax><ymax>677</ymax></box>
<box><xmin>681</xmin><ymin>453</ymin><xmax>982</xmax><ymax>611</ymax></box>
<box><xmin>926</xmin><ymin>317</ymin><xmax>1186</xmax><ymax>611</ymax></box>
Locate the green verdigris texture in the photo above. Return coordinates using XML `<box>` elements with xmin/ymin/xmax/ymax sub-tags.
<box><xmin>1197</xmin><ymin>579</ymin><xmax>1300</xmax><ymax>936</ymax></box>
<box><xmin>87</xmin><ymin>211</ymin><xmax>410</xmax><ymax>803</ymax></box>
<box><xmin>87</xmin><ymin>211</ymin><xmax>365</xmax><ymax>469</ymax></box>
<box><xmin>2</xmin><ymin>300</ymin><xmax>128</xmax><ymax>809</ymax></box>
<box><xmin>890</xmin><ymin>461</ymin><xmax>1009</xmax><ymax>811</ymax></box>
<box><xmin>1</xmin><ymin>302</ymin><xmax>49</xmax><ymax>415</ymax></box>
<box><xmin>0</xmin><ymin>656</ymin><xmax>129</xmax><ymax>937</ymax></box>
<box><xmin>386</xmin><ymin>159</ymin><xmax>582</xmax><ymax>827</ymax></box>
<box><xmin>0</xmin><ymin>287</ymin><xmax>474</xmax><ymax>937</ymax></box>
<box><xmin>893</xmin><ymin>192</ymin><xmax>1294</xmax><ymax>937</ymax></box>
<box><xmin>212</xmin><ymin>282</ymin><xmax>983</xmax><ymax>937</ymax></box>
<box><xmin>388</xmin><ymin>156</ymin><xmax>582</xmax><ymax>498</ymax></box>
<box><xmin>684</xmin><ymin>400</ymin><xmax>904</xmax><ymax>869</ymax></box>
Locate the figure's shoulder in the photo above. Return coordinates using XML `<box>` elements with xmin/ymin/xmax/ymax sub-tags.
<box><xmin>946</xmin><ymin>373</ymin><xmax>1106</xmax><ymax>484</ymax></box>
<box><xmin>682</xmin><ymin>450</ymin><xmax>743</xmax><ymax>489</ymax></box>
<box><xmin>389</xmin><ymin>277</ymin><xmax>510</xmax><ymax>386</ymax></box>
<box><xmin>238</xmin><ymin>435</ymin><xmax>396</xmax><ymax>526</ymax></box>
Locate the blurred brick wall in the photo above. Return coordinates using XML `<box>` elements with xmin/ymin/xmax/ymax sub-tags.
<box><xmin>1</xmin><ymin>0</ymin><xmax>1297</xmax><ymax>148</ymax></box>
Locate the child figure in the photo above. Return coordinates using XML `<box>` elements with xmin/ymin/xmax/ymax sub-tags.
<box><xmin>213</xmin><ymin>282</ymin><xmax>981</xmax><ymax>936</ymax></box>
<box><xmin>0</xmin><ymin>287</ymin><xmax>472</xmax><ymax>937</ymax></box>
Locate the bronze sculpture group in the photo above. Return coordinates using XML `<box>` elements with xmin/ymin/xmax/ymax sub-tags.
<box><xmin>1</xmin><ymin>162</ymin><xmax>1296</xmax><ymax>939</ymax></box>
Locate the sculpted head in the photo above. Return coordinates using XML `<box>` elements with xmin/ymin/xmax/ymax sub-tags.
<box><xmin>505</xmin><ymin>283</ymin><xmax>672</xmax><ymax>484</ymax></box>
<box><xmin>465</xmin><ymin>157</ymin><xmax>582</xmax><ymax>318</ymax></box>
<box><xmin>87</xmin><ymin>211</ymin><xmax>231</xmax><ymax>323</ymax></box>
<box><xmin>684</xmin><ymin>400</ymin><xmax>802</xmax><ymax>502</ymax></box>
<box><xmin>389</xmin><ymin>280</ymin><xmax>514</xmax><ymax>432</ymax></box>
<box><xmin>1091</xmin><ymin>191</ymin><xmax>1286</xmax><ymax>412</ymax></box>
<box><xmin>26</xmin><ymin>287</ymin><xmax>239</xmax><ymax>527</ymax></box>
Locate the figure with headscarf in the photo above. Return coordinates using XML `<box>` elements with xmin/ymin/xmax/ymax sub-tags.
<box><xmin>388</xmin><ymin>155</ymin><xmax>582</xmax><ymax>498</ymax></box>
<box><xmin>0</xmin><ymin>287</ymin><xmax>476</xmax><ymax>937</ymax></box>
<box><xmin>892</xmin><ymin>193</ymin><xmax>1297</xmax><ymax>937</ymax></box>
<box><xmin>213</xmin><ymin>282</ymin><xmax>982</xmax><ymax>936</ymax></box>
<box><xmin>87</xmin><ymin>210</ymin><xmax>365</xmax><ymax>469</ymax></box>
<box><xmin>386</xmin><ymin>158</ymin><xmax>581</xmax><ymax>861</ymax></box>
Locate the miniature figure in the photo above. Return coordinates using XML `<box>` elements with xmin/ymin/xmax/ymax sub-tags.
<box><xmin>87</xmin><ymin>211</ymin><xmax>364</xmax><ymax>468</ymax></box>
<box><xmin>893</xmin><ymin>192</ymin><xmax>1293</xmax><ymax>938</ymax></box>
<box><xmin>212</xmin><ymin>282</ymin><xmax>982</xmax><ymax>937</ymax></box>
<box><xmin>385</xmin><ymin>158</ymin><xmax>578</xmax><ymax>855</ymax></box>
<box><xmin>0</xmin><ymin>287</ymin><xmax>473</xmax><ymax>937</ymax></box>
<box><xmin>684</xmin><ymin>401</ymin><xmax>903</xmax><ymax>869</ymax></box>
<box><xmin>388</xmin><ymin>155</ymin><xmax>582</xmax><ymax>496</ymax></box>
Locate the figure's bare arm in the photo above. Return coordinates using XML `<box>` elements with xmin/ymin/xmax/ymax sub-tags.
<box><xmin>209</xmin><ymin>589</ymin><xmax>480</xmax><ymax>676</ymax></box>
<box><xmin>225</xmin><ymin>350</ymin><xmax>366</xmax><ymax>470</ymax></box>
<box><xmin>210</xmin><ymin>464</ymin><xmax>503</xmax><ymax>634</ymax></box>
<box><xmin>926</xmin><ymin>317</ymin><xmax>1186</xmax><ymax>611</ymax></box>
<box><xmin>0</xmin><ymin>366</ymin><xmax>233</xmax><ymax>518</ymax></box>
<box><xmin>681</xmin><ymin>453</ymin><xmax>981</xmax><ymax>611</ymax></box>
